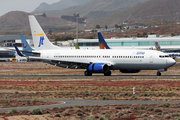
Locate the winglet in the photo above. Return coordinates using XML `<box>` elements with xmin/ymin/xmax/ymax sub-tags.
<box><xmin>13</xmin><ymin>43</ymin><xmax>24</xmax><ymax>57</ymax></box>
<box><xmin>98</xmin><ymin>32</ymin><xmax>110</xmax><ymax>49</ymax></box>
<box><xmin>155</xmin><ymin>42</ymin><xmax>161</xmax><ymax>51</ymax></box>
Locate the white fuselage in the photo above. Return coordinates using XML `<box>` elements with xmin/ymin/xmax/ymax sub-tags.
<box><xmin>39</xmin><ymin>49</ymin><xmax>176</xmax><ymax>70</ymax></box>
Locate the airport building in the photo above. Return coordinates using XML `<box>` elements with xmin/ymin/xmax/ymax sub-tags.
<box><xmin>74</xmin><ymin>35</ymin><xmax>180</xmax><ymax>50</ymax></box>
<box><xmin>0</xmin><ymin>35</ymin><xmax>32</xmax><ymax>61</ymax></box>
<box><xmin>0</xmin><ymin>35</ymin><xmax>32</xmax><ymax>47</ymax></box>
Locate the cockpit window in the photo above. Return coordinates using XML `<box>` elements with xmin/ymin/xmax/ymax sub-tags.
<box><xmin>159</xmin><ymin>55</ymin><xmax>169</xmax><ymax>58</ymax></box>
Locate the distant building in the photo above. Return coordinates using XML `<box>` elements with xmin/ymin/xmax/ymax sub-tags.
<box><xmin>0</xmin><ymin>35</ymin><xmax>32</xmax><ymax>61</ymax></box>
<box><xmin>74</xmin><ymin>35</ymin><xmax>180</xmax><ymax>50</ymax></box>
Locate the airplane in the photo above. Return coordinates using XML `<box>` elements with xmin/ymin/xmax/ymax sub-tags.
<box><xmin>18</xmin><ymin>15</ymin><xmax>176</xmax><ymax>76</ymax></box>
<box><xmin>155</xmin><ymin>42</ymin><xmax>180</xmax><ymax>60</ymax></box>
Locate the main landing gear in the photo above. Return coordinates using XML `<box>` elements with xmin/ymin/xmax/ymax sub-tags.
<box><xmin>157</xmin><ymin>72</ymin><xmax>161</xmax><ymax>76</ymax></box>
<box><xmin>104</xmin><ymin>71</ymin><xmax>111</xmax><ymax>76</ymax></box>
<box><xmin>84</xmin><ymin>71</ymin><xmax>92</xmax><ymax>76</ymax></box>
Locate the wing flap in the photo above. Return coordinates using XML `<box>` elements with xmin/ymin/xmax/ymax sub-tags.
<box><xmin>28</xmin><ymin>56</ymin><xmax>90</xmax><ymax>69</ymax></box>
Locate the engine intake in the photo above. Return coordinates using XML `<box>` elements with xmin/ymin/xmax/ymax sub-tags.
<box><xmin>87</xmin><ymin>63</ymin><xmax>109</xmax><ymax>73</ymax></box>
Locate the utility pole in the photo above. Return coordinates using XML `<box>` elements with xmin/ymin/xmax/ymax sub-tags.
<box><xmin>74</xmin><ymin>13</ymin><xmax>80</xmax><ymax>45</ymax></box>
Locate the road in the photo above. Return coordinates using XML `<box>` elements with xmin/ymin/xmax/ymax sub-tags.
<box><xmin>0</xmin><ymin>99</ymin><xmax>180</xmax><ymax>112</ymax></box>
<box><xmin>0</xmin><ymin>75</ymin><xmax>180</xmax><ymax>79</ymax></box>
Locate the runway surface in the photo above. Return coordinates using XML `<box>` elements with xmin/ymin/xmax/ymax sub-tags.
<box><xmin>0</xmin><ymin>99</ymin><xmax>180</xmax><ymax>112</ymax></box>
<box><xmin>0</xmin><ymin>75</ymin><xmax>180</xmax><ymax>79</ymax></box>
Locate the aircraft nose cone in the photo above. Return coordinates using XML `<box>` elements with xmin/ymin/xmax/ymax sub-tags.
<box><xmin>167</xmin><ymin>58</ymin><xmax>176</xmax><ymax>67</ymax></box>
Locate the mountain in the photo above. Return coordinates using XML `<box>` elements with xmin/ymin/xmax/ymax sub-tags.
<box><xmin>0</xmin><ymin>11</ymin><xmax>76</xmax><ymax>32</ymax></box>
<box><xmin>33</xmin><ymin>0</ymin><xmax>148</xmax><ymax>22</ymax></box>
<box><xmin>89</xmin><ymin>0</ymin><xmax>180</xmax><ymax>28</ymax></box>
<box><xmin>33</xmin><ymin>0</ymin><xmax>92</xmax><ymax>12</ymax></box>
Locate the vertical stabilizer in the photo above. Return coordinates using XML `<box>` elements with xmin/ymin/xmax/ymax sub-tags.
<box><xmin>155</xmin><ymin>42</ymin><xmax>161</xmax><ymax>51</ymax></box>
<box><xmin>20</xmin><ymin>34</ymin><xmax>33</xmax><ymax>52</ymax></box>
<box><xmin>75</xmin><ymin>43</ymin><xmax>80</xmax><ymax>49</ymax></box>
<box><xmin>98</xmin><ymin>32</ymin><xmax>110</xmax><ymax>49</ymax></box>
<box><xmin>28</xmin><ymin>15</ymin><xmax>59</xmax><ymax>51</ymax></box>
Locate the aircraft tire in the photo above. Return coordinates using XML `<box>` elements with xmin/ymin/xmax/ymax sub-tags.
<box><xmin>84</xmin><ymin>71</ymin><xmax>92</xmax><ymax>76</ymax></box>
<box><xmin>104</xmin><ymin>71</ymin><xmax>111</xmax><ymax>76</ymax></box>
<box><xmin>157</xmin><ymin>72</ymin><xmax>161</xmax><ymax>76</ymax></box>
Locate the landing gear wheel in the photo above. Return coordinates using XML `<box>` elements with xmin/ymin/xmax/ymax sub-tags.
<box><xmin>104</xmin><ymin>71</ymin><xmax>111</xmax><ymax>76</ymax></box>
<box><xmin>157</xmin><ymin>72</ymin><xmax>161</xmax><ymax>76</ymax></box>
<box><xmin>84</xmin><ymin>71</ymin><xmax>92</xmax><ymax>76</ymax></box>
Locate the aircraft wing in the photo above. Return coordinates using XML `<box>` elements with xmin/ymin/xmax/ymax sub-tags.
<box><xmin>13</xmin><ymin>43</ymin><xmax>89</xmax><ymax>68</ymax></box>
<box><xmin>28</xmin><ymin>56</ymin><xmax>114</xmax><ymax>69</ymax></box>
<box><xmin>28</xmin><ymin>56</ymin><xmax>91</xmax><ymax>69</ymax></box>
<box><xmin>21</xmin><ymin>51</ymin><xmax>40</xmax><ymax>56</ymax></box>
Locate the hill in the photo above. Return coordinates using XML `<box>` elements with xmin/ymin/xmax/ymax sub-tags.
<box><xmin>33</xmin><ymin>0</ymin><xmax>148</xmax><ymax>22</ymax></box>
<box><xmin>33</xmin><ymin>0</ymin><xmax>92</xmax><ymax>12</ymax></box>
<box><xmin>0</xmin><ymin>11</ymin><xmax>76</xmax><ymax>32</ymax></box>
<box><xmin>89</xmin><ymin>0</ymin><xmax>180</xmax><ymax>28</ymax></box>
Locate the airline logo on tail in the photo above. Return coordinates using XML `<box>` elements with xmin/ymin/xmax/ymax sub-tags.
<box><xmin>155</xmin><ymin>42</ymin><xmax>161</xmax><ymax>51</ymax></box>
<box><xmin>98</xmin><ymin>32</ymin><xmax>110</xmax><ymax>49</ymax></box>
<box><xmin>34</xmin><ymin>33</ymin><xmax>45</xmax><ymax>47</ymax></box>
<box><xmin>22</xmin><ymin>42</ymin><xmax>27</xmax><ymax>48</ymax></box>
<box><xmin>99</xmin><ymin>40</ymin><xmax>110</xmax><ymax>49</ymax></box>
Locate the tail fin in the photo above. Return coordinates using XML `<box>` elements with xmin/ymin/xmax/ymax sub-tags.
<box><xmin>155</xmin><ymin>42</ymin><xmax>161</xmax><ymax>51</ymax></box>
<box><xmin>75</xmin><ymin>43</ymin><xmax>80</xmax><ymax>49</ymax></box>
<box><xmin>28</xmin><ymin>15</ymin><xmax>59</xmax><ymax>51</ymax></box>
<box><xmin>98</xmin><ymin>32</ymin><xmax>110</xmax><ymax>49</ymax></box>
<box><xmin>20</xmin><ymin>34</ymin><xmax>33</xmax><ymax>52</ymax></box>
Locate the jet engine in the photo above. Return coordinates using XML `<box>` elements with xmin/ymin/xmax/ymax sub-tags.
<box><xmin>87</xmin><ymin>63</ymin><xmax>109</xmax><ymax>73</ymax></box>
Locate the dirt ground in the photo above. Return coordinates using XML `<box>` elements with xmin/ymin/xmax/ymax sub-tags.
<box><xmin>0</xmin><ymin>62</ymin><xmax>180</xmax><ymax>120</ymax></box>
<box><xmin>1</xmin><ymin>103</ymin><xmax>180</xmax><ymax>120</ymax></box>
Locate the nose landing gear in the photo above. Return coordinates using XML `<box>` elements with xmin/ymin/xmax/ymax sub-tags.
<box><xmin>104</xmin><ymin>71</ymin><xmax>111</xmax><ymax>76</ymax></box>
<box><xmin>157</xmin><ymin>72</ymin><xmax>161</xmax><ymax>76</ymax></box>
<box><xmin>157</xmin><ymin>68</ymin><xmax>167</xmax><ymax>76</ymax></box>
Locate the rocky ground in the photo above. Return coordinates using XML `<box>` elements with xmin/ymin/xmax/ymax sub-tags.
<box><xmin>0</xmin><ymin>62</ymin><xmax>180</xmax><ymax>120</ymax></box>
<box><xmin>0</xmin><ymin>99</ymin><xmax>60</xmax><ymax>108</ymax></box>
<box><xmin>1</xmin><ymin>102</ymin><xmax>180</xmax><ymax>120</ymax></box>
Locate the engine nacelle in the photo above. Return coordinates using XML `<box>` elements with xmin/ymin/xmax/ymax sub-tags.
<box><xmin>87</xmin><ymin>63</ymin><xmax>109</xmax><ymax>73</ymax></box>
<box><xmin>120</xmin><ymin>69</ymin><xmax>141</xmax><ymax>73</ymax></box>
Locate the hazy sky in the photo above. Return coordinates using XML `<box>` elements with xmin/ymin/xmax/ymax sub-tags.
<box><xmin>0</xmin><ymin>0</ymin><xmax>60</xmax><ymax>17</ymax></box>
